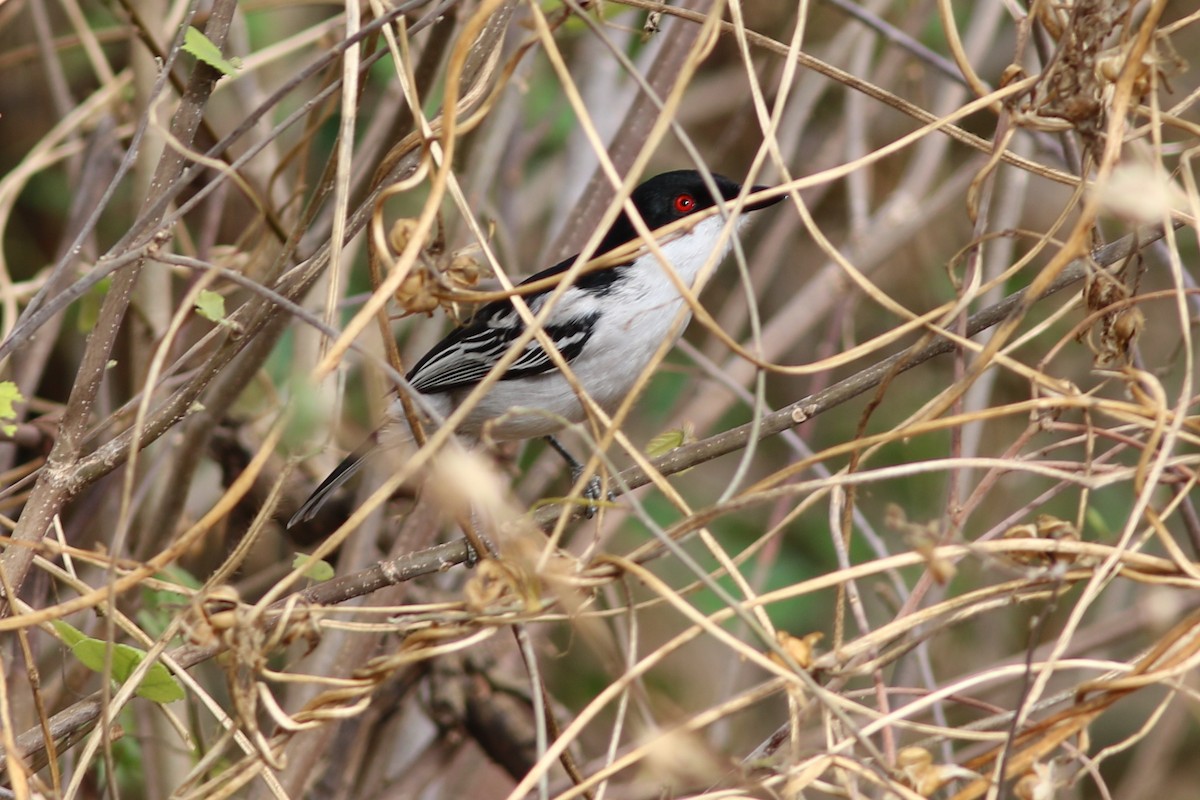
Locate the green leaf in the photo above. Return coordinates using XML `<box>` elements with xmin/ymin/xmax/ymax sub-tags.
<box><xmin>194</xmin><ymin>290</ymin><xmax>227</xmax><ymax>323</ymax></box>
<box><xmin>645</xmin><ymin>424</ymin><xmax>695</xmax><ymax>475</ymax></box>
<box><xmin>0</xmin><ymin>381</ymin><xmax>23</xmax><ymax>437</ymax></box>
<box><xmin>52</xmin><ymin>621</ymin><xmax>186</xmax><ymax>704</ymax></box>
<box><xmin>123</xmin><ymin>652</ymin><xmax>186</xmax><ymax>703</ymax></box>
<box><xmin>645</xmin><ymin>428</ymin><xmax>685</xmax><ymax>459</ymax></box>
<box><xmin>182</xmin><ymin>26</ymin><xmax>240</xmax><ymax>76</ymax></box>
<box><xmin>646</xmin><ymin>423</ymin><xmax>695</xmax><ymax>459</ymax></box>
<box><xmin>53</xmin><ymin>620</ymin><xmax>86</xmax><ymax>647</ymax></box>
<box><xmin>293</xmin><ymin>553</ymin><xmax>335</xmax><ymax>582</ymax></box>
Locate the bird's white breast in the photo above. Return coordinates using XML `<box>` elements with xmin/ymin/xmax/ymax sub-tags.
<box><xmin>427</xmin><ymin>213</ymin><xmax>743</xmax><ymax>440</ymax></box>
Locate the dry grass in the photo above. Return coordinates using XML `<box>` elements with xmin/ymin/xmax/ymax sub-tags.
<box><xmin>1</xmin><ymin>1</ymin><xmax>1199</xmax><ymax>798</ymax></box>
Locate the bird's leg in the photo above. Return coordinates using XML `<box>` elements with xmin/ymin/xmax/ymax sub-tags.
<box><xmin>544</xmin><ymin>436</ymin><xmax>603</xmax><ymax>517</ymax></box>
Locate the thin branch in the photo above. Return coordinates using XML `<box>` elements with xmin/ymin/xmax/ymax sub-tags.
<box><xmin>535</xmin><ymin>222</ymin><xmax>1175</xmax><ymax>525</ymax></box>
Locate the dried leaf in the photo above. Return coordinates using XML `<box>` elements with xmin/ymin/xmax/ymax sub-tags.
<box><xmin>768</xmin><ymin>630</ymin><xmax>824</xmax><ymax>670</ymax></box>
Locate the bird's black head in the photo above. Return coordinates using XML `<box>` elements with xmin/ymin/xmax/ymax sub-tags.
<box><xmin>598</xmin><ymin>170</ymin><xmax>780</xmax><ymax>253</ymax></box>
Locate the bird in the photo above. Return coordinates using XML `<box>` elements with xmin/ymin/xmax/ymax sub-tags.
<box><xmin>289</xmin><ymin>169</ymin><xmax>782</xmax><ymax>526</ymax></box>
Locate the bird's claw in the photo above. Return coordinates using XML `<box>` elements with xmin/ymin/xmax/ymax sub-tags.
<box><xmin>548</xmin><ymin>436</ymin><xmax>612</xmax><ymax>519</ymax></box>
<box><xmin>581</xmin><ymin>473</ymin><xmax>603</xmax><ymax>519</ymax></box>
<box><xmin>567</xmin><ymin>465</ymin><xmax>604</xmax><ymax>519</ymax></box>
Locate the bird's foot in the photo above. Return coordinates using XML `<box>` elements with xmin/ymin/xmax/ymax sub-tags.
<box><xmin>547</xmin><ymin>436</ymin><xmax>611</xmax><ymax>518</ymax></box>
<box><xmin>575</xmin><ymin>470</ymin><xmax>605</xmax><ymax>520</ymax></box>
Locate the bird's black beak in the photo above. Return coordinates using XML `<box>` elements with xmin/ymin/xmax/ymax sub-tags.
<box><xmin>746</xmin><ymin>185</ymin><xmax>784</xmax><ymax>211</ymax></box>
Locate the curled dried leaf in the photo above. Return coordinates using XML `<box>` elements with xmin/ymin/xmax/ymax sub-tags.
<box><xmin>186</xmin><ymin>584</ymin><xmax>242</xmax><ymax>645</ymax></box>
<box><xmin>1084</xmin><ymin>268</ymin><xmax>1125</xmax><ymax>312</ymax></box>
<box><xmin>1002</xmin><ymin>514</ymin><xmax>1081</xmax><ymax>566</ymax></box>
<box><xmin>1082</xmin><ymin>267</ymin><xmax>1144</xmax><ymax>368</ymax></box>
<box><xmin>272</xmin><ymin>602</ymin><xmax>322</xmax><ymax>652</ymax></box>
<box><xmin>1095</xmin><ymin>35</ymin><xmax>1187</xmax><ymax>96</ymax></box>
<box><xmin>464</xmin><ymin>559</ymin><xmax>513</xmax><ymax>610</ymax></box>
<box><xmin>768</xmin><ymin>630</ymin><xmax>824</xmax><ymax>671</ymax></box>
<box><xmin>386</xmin><ymin>222</ymin><xmax>494</xmax><ymax>318</ymax></box>
<box><xmin>1035</xmin><ymin>514</ymin><xmax>1080</xmax><ymax>542</ymax></box>
<box><xmin>898</xmin><ymin>746</ymin><xmax>977</xmax><ymax>795</ymax></box>
<box><xmin>464</xmin><ymin>557</ymin><xmax>541</xmax><ymax>613</ymax></box>
<box><xmin>1034</xmin><ymin>2</ymin><xmax>1065</xmax><ymax>39</ymax></box>
<box><xmin>444</xmin><ymin>248</ymin><xmax>488</xmax><ymax>290</ymax></box>
<box><xmin>1000</xmin><ymin>64</ymin><xmax>1026</xmax><ymax>87</ymax></box>
<box><xmin>394</xmin><ymin>266</ymin><xmax>441</xmax><ymax>316</ymax></box>
<box><xmin>202</xmin><ymin>585</ymin><xmax>240</xmax><ymax>627</ymax></box>
<box><xmin>1013</xmin><ymin>759</ymin><xmax>1070</xmax><ymax>800</ymax></box>
<box><xmin>1110</xmin><ymin>306</ymin><xmax>1145</xmax><ymax>350</ymax></box>
<box><xmin>437</xmin><ymin>250</ymin><xmax>491</xmax><ymax>323</ymax></box>
<box><xmin>388</xmin><ymin>217</ymin><xmax>421</xmax><ymax>255</ymax></box>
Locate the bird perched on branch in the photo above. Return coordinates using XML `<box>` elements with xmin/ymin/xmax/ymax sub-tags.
<box><xmin>290</xmin><ymin>169</ymin><xmax>782</xmax><ymax>526</ymax></box>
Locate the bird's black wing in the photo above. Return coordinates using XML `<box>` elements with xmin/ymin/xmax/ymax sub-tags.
<box><xmin>406</xmin><ymin>254</ymin><xmax>623</xmax><ymax>395</ymax></box>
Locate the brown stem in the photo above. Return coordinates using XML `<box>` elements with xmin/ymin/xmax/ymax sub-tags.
<box><xmin>532</xmin><ymin>222</ymin><xmax>1174</xmax><ymax>527</ymax></box>
<box><xmin>0</xmin><ymin>1</ymin><xmax>237</xmax><ymax>611</ymax></box>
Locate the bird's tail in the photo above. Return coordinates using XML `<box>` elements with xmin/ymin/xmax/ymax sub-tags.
<box><xmin>288</xmin><ymin>440</ymin><xmax>376</xmax><ymax>528</ymax></box>
<box><xmin>289</xmin><ymin>398</ymin><xmax>437</xmax><ymax>528</ymax></box>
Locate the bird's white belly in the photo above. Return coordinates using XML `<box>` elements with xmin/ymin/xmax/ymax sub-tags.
<box><xmin>450</xmin><ymin>295</ymin><xmax>691</xmax><ymax>440</ymax></box>
<box><xmin>401</xmin><ymin>215</ymin><xmax>736</xmax><ymax>442</ymax></box>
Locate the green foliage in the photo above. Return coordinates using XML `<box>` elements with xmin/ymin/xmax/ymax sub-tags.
<box><xmin>194</xmin><ymin>289</ymin><xmax>227</xmax><ymax>323</ymax></box>
<box><xmin>182</xmin><ymin>26</ymin><xmax>241</xmax><ymax>76</ymax></box>
<box><xmin>645</xmin><ymin>427</ymin><xmax>687</xmax><ymax>459</ymax></box>
<box><xmin>0</xmin><ymin>381</ymin><xmax>23</xmax><ymax>436</ymax></box>
<box><xmin>52</xmin><ymin>620</ymin><xmax>185</xmax><ymax>704</ymax></box>
<box><xmin>293</xmin><ymin>552</ymin><xmax>335</xmax><ymax>582</ymax></box>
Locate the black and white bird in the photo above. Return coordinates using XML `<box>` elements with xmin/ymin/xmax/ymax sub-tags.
<box><xmin>290</xmin><ymin>170</ymin><xmax>781</xmax><ymax>526</ymax></box>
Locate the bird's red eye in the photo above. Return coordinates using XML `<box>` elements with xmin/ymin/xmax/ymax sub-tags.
<box><xmin>673</xmin><ymin>193</ymin><xmax>696</xmax><ymax>213</ymax></box>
